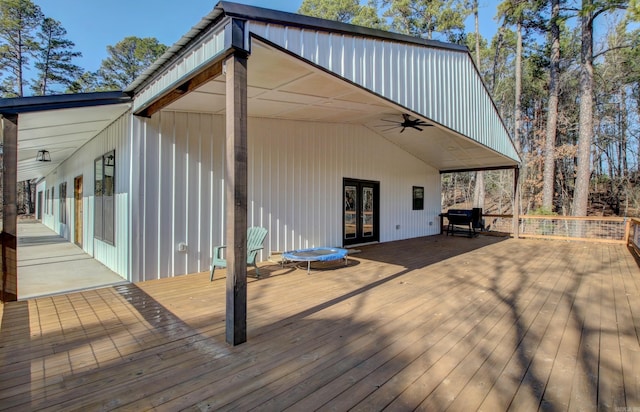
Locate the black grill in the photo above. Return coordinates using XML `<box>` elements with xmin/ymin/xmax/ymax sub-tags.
<box><xmin>444</xmin><ymin>208</ymin><xmax>483</xmax><ymax>237</ymax></box>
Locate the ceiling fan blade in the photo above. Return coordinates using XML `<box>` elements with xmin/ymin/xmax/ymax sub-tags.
<box><xmin>377</xmin><ymin>113</ymin><xmax>432</xmax><ymax>133</ymax></box>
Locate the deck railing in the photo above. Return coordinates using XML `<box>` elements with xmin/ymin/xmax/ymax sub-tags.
<box><xmin>629</xmin><ymin>218</ymin><xmax>640</xmax><ymax>259</ymax></box>
<box><xmin>471</xmin><ymin>214</ymin><xmax>632</xmax><ymax>244</ymax></box>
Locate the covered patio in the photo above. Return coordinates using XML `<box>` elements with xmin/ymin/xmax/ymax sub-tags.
<box><xmin>17</xmin><ymin>220</ymin><xmax>127</xmax><ymax>300</ymax></box>
<box><xmin>1</xmin><ymin>236</ymin><xmax>638</xmax><ymax>410</ymax></box>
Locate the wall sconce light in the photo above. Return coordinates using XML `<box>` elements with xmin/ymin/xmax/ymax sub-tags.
<box><xmin>36</xmin><ymin>149</ymin><xmax>51</xmax><ymax>162</ymax></box>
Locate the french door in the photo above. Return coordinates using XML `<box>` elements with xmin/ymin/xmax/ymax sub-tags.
<box><xmin>343</xmin><ymin>178</ymin><xmax>379</xmax><ymax>246</ymax></box>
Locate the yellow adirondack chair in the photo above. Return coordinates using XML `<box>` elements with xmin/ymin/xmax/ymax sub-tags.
<box><xmin>210</xmin><ymin>227</ymin><xmax>268</xmax><ymax>281</ymax></box>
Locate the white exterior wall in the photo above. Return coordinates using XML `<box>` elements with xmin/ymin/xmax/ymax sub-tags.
<box><xmin>131</xmin><ymin>111</ymin><xmax>440</xmax><ymax>282</ymax></box>
<box><xmin>36</xmin><ymin>114</ymin><xmax>131</xmax><ymax>280</ymax></box>
<box><xmin>130</xmin><ymin>112</ymin><xmax>224</xmax><ymax>282</ymax></box>
<box><xmin>248</xmin><ymin>117</ymin><xmax>441</xmax><ymax>253</ymax></box>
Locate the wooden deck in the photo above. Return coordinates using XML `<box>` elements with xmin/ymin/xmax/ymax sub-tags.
<box><xmin>1</xmin><ymin>235</ymin><xmax>639</xmax><ymax>411</ymax></box>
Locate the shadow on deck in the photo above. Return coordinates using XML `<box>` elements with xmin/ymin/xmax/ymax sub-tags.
<box><xmin>1</xmin><ymin>235</ymin><xmax>638</xmax><ymax>411</ymax></box>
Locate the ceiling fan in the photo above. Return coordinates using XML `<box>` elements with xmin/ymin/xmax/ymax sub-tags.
<box><xmin>378</xmin><ymin>113</ymin><xmax>433</xmax><ymax>133</ymax></box>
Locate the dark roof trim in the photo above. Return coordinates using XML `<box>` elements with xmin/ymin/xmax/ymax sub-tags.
<box><xmin>0</xmin><ymin>91</ymin><xmax>131</xmax><ymax>114</ymax></box>
<box><xmin>218</xmin><ymin>1</ymin><xmax>468</xmax><ymax>53</ymax></box>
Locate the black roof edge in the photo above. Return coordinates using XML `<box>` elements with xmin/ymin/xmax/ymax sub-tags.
<box><xmin>218</xmin><ymin>1</ymin><xmax>469</xmax><ymax>53</ymax></box>
<box><xmin>0</xmin><ymin>91</ymin><xmax>132</xmax><ymax>115</ymax></box>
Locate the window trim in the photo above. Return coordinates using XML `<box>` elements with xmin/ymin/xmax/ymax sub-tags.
<box><xmin>94</xmin><ymin>150</ymin><xmax>115</xmax><ymax>245</ymax></box>
<box><xmin>412</xmin><ymin>186</ymin><xmax>424</xmax><ymax>211</ymax></box>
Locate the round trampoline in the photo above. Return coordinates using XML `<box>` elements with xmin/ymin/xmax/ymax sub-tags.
<box><xmin>282</xmin><ymin>247</ymin><xmax>349</xmax><ymax>274</ymax></box>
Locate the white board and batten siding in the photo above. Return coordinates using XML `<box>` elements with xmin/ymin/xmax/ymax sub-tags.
<box><xmin>132</xmin><ymin>112</ymin><xmax>439</xmax><ymax>282</ymax></box>
<box><xmin>249</xmin><ymin>117</ymin><xmax>441</xmax><ymax>252</ymax></box>
<box><xmin>248</xmin><ymin>22</ymin><xmax>520</xmax><ymax>164</ymax></box>
<box><xmin>36</xmin><ymin>113</ymin><xmax>131</xmax><ymax>280</ymax></box>
<box><xmin>130</xmin><ymin>112</ymin><xmax>224</xmax><ymax>282</ymax></box>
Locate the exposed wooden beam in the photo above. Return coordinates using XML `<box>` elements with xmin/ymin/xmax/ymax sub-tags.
<box><xmin>134</xmin><ymin>59</ymin><xmax>225</xmax><ymax>118</ymax></box>
<box><xmin>1</xmin><ymin>114</ymin><xmax>18</xmax><ymax>302</ymax></box>
<box><xmin>439</xmin><ymin>165</ymin><xmax>518</xmax><ymax>174</ymax></box>
<box><xmin>224</xmin><ymin>51</ymin><xmax>248</xmax><ymax>346</ymax></box>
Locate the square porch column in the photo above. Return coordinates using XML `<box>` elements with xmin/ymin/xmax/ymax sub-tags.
<box><xmin>1</xmin><ymin>114</ymin><xmax>18</xmax><ymax>302</ymax></box>
<box><xmin>224</xmin><ymin>51</ymin><xmax>249</xmax><ymax>346</ymax></box>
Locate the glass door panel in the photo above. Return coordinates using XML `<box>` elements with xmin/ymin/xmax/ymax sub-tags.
<box><xmin>362</xmin><ymin>186</ymin><xmax>374</xmax><ymax>238</ymax></box>
<box><xmin>343</xmin><ymin>179</ymin><xmax>379</xmax><ymax>246</ymax></box>
<box><xmin>344</xmin><ymin>185</ymin><xmax>357</xmax><ymax>240</ymax></box>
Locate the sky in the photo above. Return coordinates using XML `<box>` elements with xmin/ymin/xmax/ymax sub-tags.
<box><xmin>38</xmin><ymin>0</ymin><xmax>502</xmax><ymax>74</ymax></box>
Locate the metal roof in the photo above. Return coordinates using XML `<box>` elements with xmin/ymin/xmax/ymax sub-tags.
<box><xmin>129</xmin><ymin>1</ymin><xmax>520</xmax><ymax>169</ymax></box>
<box><xmin>0</xmin><ymin>91</ymin><xmax>130</xmax><ymax>114</ymax></box>
<box><xmin>0</xmin><ymin>1</ymin><xmax>519</xmax><ymax>184</ymax></box>
<box><xmin>125</xmin><ymin>1</ymin><xmax>468</xmax><ymax>96</ymax></box>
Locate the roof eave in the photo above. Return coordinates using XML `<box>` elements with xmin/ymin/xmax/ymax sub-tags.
<box><xmin>218</xmin><ymin>1</ymin><xmax>468</xmax><ymax>52</ymax></box>
<box><xmin>0</xmin><ymin>91</ymin><xmax>131</xmax><ymax>114</ymax></box>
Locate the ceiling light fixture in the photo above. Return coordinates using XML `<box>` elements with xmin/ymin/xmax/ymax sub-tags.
<box><xmin>36</xmin><ymin>149</ymin><xmax>51</xmax><ymax>162</ymax></box>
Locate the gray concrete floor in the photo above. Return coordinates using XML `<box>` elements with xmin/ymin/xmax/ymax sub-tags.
<box><xmin>17</xmin><ymin>220</ymin><xmax>128</xmax><ymax>300</ymax></box>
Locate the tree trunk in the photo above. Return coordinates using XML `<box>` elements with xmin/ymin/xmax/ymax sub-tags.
<box><xmin>514</xmin><ymin>21</ymin><xmax>523</xmax><ymax>154</ymax></box>
<box><xmin>474</xmin><ymin>0</ymin><xmax>480</xmax><ymax>67</ymax></box>
<box><xmin>619</xmin><ymin>90</ymin><xmax>628</xmax><ymax>178</ymax></box>
<box><xmin>509</xmin><ymin>20</ymin><xmax>524</xmax><ymax>222</ymax></box>
<box><xmin>492</xmin><ymin>26</ymin><xmax>505</xmax><ymax>93</ymax></box>
<box><xmin>572</xmin><ymin>2</ymin><xmax>594</xmax><ymax>217</ymax></box>
<box><xmin>18</xmin><ymin>30</ymin><xmax>24</xmax><ymax>97</ymax></box>
<box><xmin>542</xmin><ymin>0</ymin><xmax>560</xmax><ymax>212</ymax></box>
<box><xmin>472</xmin><ymin>0</ymin><xmax>485</xmax><ymax>211</ymax></box>
<box><xmin>25</xmin><ymin>181</ymin><xmax>33</xmax><ymax>214</ymax></box>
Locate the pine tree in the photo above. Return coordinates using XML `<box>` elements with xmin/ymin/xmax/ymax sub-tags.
<box><xmin>382</xmin><ymin>0</ymin><xmax>469</xmax><ymax>42</ymax></box>
<box><xmin>96</xmin><ymin>36</ymin><xmax>167</xmax><ymax>91</ymax></box>
<box><xmin>573</xmin><ymin>0</ymin><xmax>628</xmax><ymax>216</ymax></box>
<box><xmin>298</xmin><ymin>0</ymin><xmax>387</xmax><ymax>29</ymax></box>
<box><xmin>542</xmin><ymin>0</ymin><xmax>561</xmax><ymax>212</ymax></box>
<box><xmin>66</xmin><ymin>70</ymin><xmax>106</xmax><ymax>93</ymax></box>
<box><xmin>32</xmin><ymin>17</ymin><xmax>82</xmax><ymax>95</ymax></box>
<box><xmin>0</xmin><ymin>0</ymin><xmax>43</xmax><ymax>97</ymax></box>
<box><xmin>298</xmin><ymin>0</ymin><xmax>361</xmax><ymax>22</ymax></box>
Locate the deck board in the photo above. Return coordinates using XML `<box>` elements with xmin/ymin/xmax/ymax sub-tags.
<box><xmin>1</xmin><ymin>236</ymin><xmax>639</xmax><ymax>411</ymax></box>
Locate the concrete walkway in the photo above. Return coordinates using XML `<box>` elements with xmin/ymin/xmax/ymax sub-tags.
<box><xmin>17</xmin><ymin>220</ymin><xmax>128</xmax><ymax>300</ymax></box>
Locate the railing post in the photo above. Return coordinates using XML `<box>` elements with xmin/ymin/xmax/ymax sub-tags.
<box><xmin>512</xmin><ymin>167</ymin><xmax>520</xmax><ymax>239</ymax></box>
<box><xmin>624</xmin><ymin>219</ymin><xmax>631</xmax><ymax>246</ymax></box>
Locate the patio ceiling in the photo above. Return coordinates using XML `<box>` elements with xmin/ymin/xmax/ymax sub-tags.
<box><xmin>12</xmin><ymin>100</ymin><xmax>131</xmax><ymax>182</ymax></box>
<box><xmin>165</xmin><ymin>40</ymin><xmax>515</xmax><ymax>171</ymax></box>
